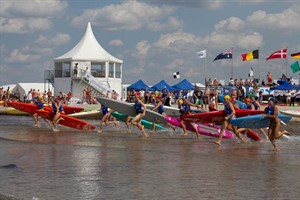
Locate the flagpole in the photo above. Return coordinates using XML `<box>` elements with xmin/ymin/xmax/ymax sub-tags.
<box><xmin>258</xmin><ymin>47</ymin><xmax>260</xmax><ymax>82</ymax></box>
<box><xmin>231</xmin><ymin>47</ymin><xmax>234</xmax><ymax>78</ymax></box>
<box><xmin>286</xmin><ymin>46</ymin><xmax>288</xmax><ymax>76</ymax></box>
<box><xmin>204</xmin><ymin>48</ymin><xmax>207</xmax><ymax>83</ymax></box>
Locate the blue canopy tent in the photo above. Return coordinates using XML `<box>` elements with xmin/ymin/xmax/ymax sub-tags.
<box><xmin>270</xmin><ymin>80</ymin><xmax>300</xmax><ymax>91</ymax></box>
<box><xmin>127</xmin><ymin>79</ymin><xmax>148</xmax><ymax>91</ymax></box>
<box><xmin>172</xmin><ymin>79</ymin><xmax>195</xmax><ymax>91</ymax></box>
<box><xmin>149</xmin><ymin>80</ymin><xmax>174</xmax><ymax>91</ymax></box>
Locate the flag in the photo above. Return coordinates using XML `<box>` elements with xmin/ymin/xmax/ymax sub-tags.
<box><xmin>290</xmin><ymin>61</ymin><xmax>300</xmax><ymax>73</ymax></box>
<box><xmin>241</xmin><ymin>50</ymin><xmax>259</xmax><ymax>61</ymax></box>
<box><xmin>291</xmin><ymin>52</ymin><xmax>300</xmax><ymax>59</ymax></box>
<box><xmin>196</xmin><ymin>49</ymin><xmax>206</xmax><ymax>58</ymax></box>
<box><xmin>213</xmin><ymin>49</ymin><xmax>232</xmax><ymax>61</ymax></box>
<box><xmin>173</xmin><ymin>71</ymin><xmax>180</xmax><ymax>79</ymax></box>
<box><xmin>266</xmin><ymin>48</ymin><xmax>287</xmax><ymax>60</ymax></box>
<box><xmin>248</xmin><ymin>68</ymin><xmax>254</xmax><ymax>77</ymax></box>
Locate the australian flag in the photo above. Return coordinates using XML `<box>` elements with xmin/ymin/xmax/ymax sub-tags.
<box><xmin>213</xmin><ymin>49</ymin><xmax>233</xmax><ymax>62</ymax></box>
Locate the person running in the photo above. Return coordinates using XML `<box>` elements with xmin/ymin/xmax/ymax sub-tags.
<box><xmin>33</xmin><ymin>96</ymin><xmax>45</xmax><ymax>127</ymax></box>
<box><xmin>179</xmin><ymin>97</ymin><xmax>205</xmax><ymax>138</ymax></box>
<box><xmin>98</xmin><ymin>104</ymin><xmax>119</xmax><ymax>133</ymax></box>
<box><xmin>151</xmin><ymin>98</ymin><xmax>176</xmax><ymax>132</ymax></box>
<box><xmin>215</xmin><ymin>95</ymin><xmax>246</xmax><ymax>145</ymax></box>
<box><xmin>33</xmin><ymin>96</ymin><xmax>53</xmax><ymax>129</ymax></box>
<box><xmin>130</xmin><ymin>92</ymin><xmax>148</xmax><ymax>138</ymax></box>
<box><xmin>51</xmin><ymin>97</ymin><xmax>64</xmax><ymax>130</ymax></box>
<box><xmin>250</xmin><ymin>96</ymin><xmax>268</xmax><ymax>139</ymax></box>
<box><xmin>263</xmin><ymin>97</ymin><xmax>288</xmax><ymax>151</ymax></box>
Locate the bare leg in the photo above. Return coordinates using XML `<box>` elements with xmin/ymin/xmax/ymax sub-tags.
<box><xmin>215</xmin><ymin>120</ymin><xmax>228</xmax><ymax>145</ymax></box>
<box><xmin>232</xmin><ymin>125</ymin><xmax>246</xmax><ymax>143</ymax></box>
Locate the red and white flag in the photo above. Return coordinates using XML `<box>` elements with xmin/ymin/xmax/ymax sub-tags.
<box><xmin>266</xmin><ymin>48</ymin><xmax>287</xmax><ymax>60</ymax></box>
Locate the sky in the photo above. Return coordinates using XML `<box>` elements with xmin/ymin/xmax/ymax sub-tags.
<box><xmin>0</xmin><ymin>0</ymin><xmax>300</xmax><ymax>87</ymax></box>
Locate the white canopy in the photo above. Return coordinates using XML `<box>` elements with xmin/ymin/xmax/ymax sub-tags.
<box><xmin>54</xmin><ymin>22</ymin><xmax>123</xmax><ymax>63</ymax></box>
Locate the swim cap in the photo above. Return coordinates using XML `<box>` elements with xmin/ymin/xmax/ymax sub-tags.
<box><xmin>268</xmin><ymin>97</ymin><xmax>275</xmax><ymax>102</ymax></box>
<box><xmin>224</xmin><ymin>95</ymin><xmax>230</xmax><ymax>100</ymax></box>
<box><xmin>38</xmin><ymin>95</ymin><xmax>43</xmax><ymax>99</ymax></box>
<box><xmin>245</xmin><ymin>97</ymin><xmax>250</xmax><ymax>103</ymax></box>
<box><xmin>179</xmin><ymin>100</ymin><xmax>183</xmax><ymax>104</ymax></box>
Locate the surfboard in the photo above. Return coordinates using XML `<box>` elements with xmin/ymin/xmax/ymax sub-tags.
<box><xmin>7</xmin><ymin>102</ymin><xmax>84</xmax><ymax>115</ymax></box>
<box><xmin>68</xmin><ymin>109</ymin><xmax>102</xmax><ymax>119</ymax></box>
<box><xmin>111</xmin><ymin>112</ymin><xmax>164</xmax><ymax>130</ymax></box>
<box><xmin>96</xmin><ymin>97</ymin><xmax>167</xmax><ymax>125</ymax></box>
<box><xmin>230</xmin><ymin>113</ymin><xmax>292</xmax><ymax>128</ymax></box>
<box><xmin>143</xmin><ymin>104</ymin><xmax>203</xmax><ymax>116</ymax></box>
<box><xmin>164</xmin><ymin>116</ymin><xmax>235</xmax><ymax>139</ymax></box>
<box><xmin>279</xmin><ymin>110</ymin><xmax>300</xmax><ymax>118</ymax></box>
<box><xmin>180</xmin><ymin>109</ymin><xmax>264</xmax><ymax>124</ymax></box>
<box><xmin>218</xmin><ymin>95</ymin><xmax>247</xmax><ymax>109</ymax></box>
<box><xmin>35</xmin><ymin>110</ymin><xmax>96</xmax><ymax>131</ymax></box>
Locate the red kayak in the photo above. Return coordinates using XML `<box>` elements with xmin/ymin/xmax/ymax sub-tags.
<box><xmin>180</xmin><ymin>109</ymin><xmax>264</xmax><ymax>124</ymax></box>
<box><xmin>7</xmin><ymin>102</ymin><xmax>84</xmax><ymax>115</ymax></box>
<box><xmin>35</xmin><ymin>109</ymin><xmax>96</xmax><ymax>131</ymax></box>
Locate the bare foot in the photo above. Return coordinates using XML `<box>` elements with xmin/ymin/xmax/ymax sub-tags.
<box><xmin>183</xmin><ymin>132</ymin><xmax>188</xmax><ymax>137</ymax></box>
<box><xmin>98</xmin><ymin>130</ymin><xmax>102</xmax><ymax>133</ymax></box>
<box><xmin>33</xmin><ymin>123</ymin><xmax>39</xmax><ymax>127</ymax></box>
<box><xmin>214</xmin><ymin>141</ymin><xmax>221</xmax><ymax>145</ymax></box>
<box><xmin>171</xmin><ymin>126</ymin><xmax>176</xmax><ymax>132</ymax></box>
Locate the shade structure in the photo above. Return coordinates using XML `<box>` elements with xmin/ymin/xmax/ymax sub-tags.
<box><xmin>270</xmin><ymin>80</ymin><xmax>300</xmax><ymax>91</ymax></box>
<box><xmin>127</xmin><ymin>79</ymin><xmax>148</xmax><ymax>91</ymax></box>
<box><xmin>172</xmin><ymin>79</ymin><xmax>195</xmax><ymax>90</ymax></box>
<box><xmin>149</xmin><ymin>80</ymin><xmax>174</xmax><ymax>91</ymax></box>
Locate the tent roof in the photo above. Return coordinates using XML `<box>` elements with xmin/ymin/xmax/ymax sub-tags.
<box><xmin>54</xmin><ymin>22</ymin><xmax>123</xmax><ymax>63</ymax></box>
<box><xmin>12</xmin><ymin>83</ymin><xmax>47</xmax><ymax>93</ymax></box>
<box><xmin>149</xmin><ymin>80</ymin><xmax>173</xmax><ymax>91</ymax></box>
<box><xmin>127</xmin><ymin>80</ymin><xmax>148</xmax><ymax>91</ymax></box>
<box><xmin>270</xmin><ymin>81</ymin><xmax>299</xmax><ymax>91</ymax></box>
<box><xmin>172</xmin><ymin>79</ymin><xmax>195</xmax><ymax>90</ymax></box>
<box><xmin>0</xmin><ymin>84</ymin><xmax>16</xmax><ymax>91</ymax></box>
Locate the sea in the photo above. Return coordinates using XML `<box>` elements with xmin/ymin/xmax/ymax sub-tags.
<box><xmin>0</xmin><ymin>115</ymin><xmax>299</xmax><ymax>200</ymax></box>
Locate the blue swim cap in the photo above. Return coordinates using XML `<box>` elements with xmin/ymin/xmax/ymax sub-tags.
<box><xmin>268</xmin><ymin>97</ymin><xmax>275</xmax><ymax>102</ymax></box>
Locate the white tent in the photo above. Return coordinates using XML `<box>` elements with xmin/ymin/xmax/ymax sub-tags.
<box><xmin>54</xmin><ymin>22</ymin><xmax>122</xmax><ymax>63</ymax></box>
<box><xmin>11</xmin><ymin>83</ymin><xmax>53</xmax><ymax>101</ymax></box>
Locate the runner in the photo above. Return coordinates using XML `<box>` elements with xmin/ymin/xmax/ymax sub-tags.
<box><xmin>130</xmin><ymin>92</ymin><xmax>148</xmax><ymax>138</ymax></box>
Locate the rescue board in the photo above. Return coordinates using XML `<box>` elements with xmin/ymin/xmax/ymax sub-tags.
<box><xmin>180</xmin><ymin>109</ymin><xmax>264</xmax><ymax>124</ymax></box>
<box><xmin>111</xmin><ymin>112</ymin><xmax>164</xmax><ymax>130</ymax></box>
<box><xmin>35</xmin><ymin>109</ymin><xmax>96</xmax><ymax>131</ymax></box>
<box><xmin>96</xmin><ymin>97</ymin><xmax>167</xmax><ymax>125</ymax></box>
<box><xmin>230</xmin><ymin>114</ymin><xmax>292</xmax><ymax>128</ymax></box>
<box><xmin>279</xmin><ymin>110</ymin><xmax>300</xmax><ymax>118</ymax></box>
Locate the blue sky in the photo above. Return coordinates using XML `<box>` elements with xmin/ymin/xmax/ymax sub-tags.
<box><xmin>1</xmin><ymin>0</ymin><xmax>299</xmax><ymax>86</ymax></box>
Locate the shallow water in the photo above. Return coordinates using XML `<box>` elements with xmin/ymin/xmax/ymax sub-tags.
<box><xmin>0</xmin><ymin>115</ymin><xmax>299</xmax><ymax>200</ymax></box>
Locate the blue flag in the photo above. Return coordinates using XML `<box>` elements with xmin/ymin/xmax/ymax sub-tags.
<box><xmin>213</xmin><ymin>49</ymin><xmax>233</xmax><ymax>62</ymax></box>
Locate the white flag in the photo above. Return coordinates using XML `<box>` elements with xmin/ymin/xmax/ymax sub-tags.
<box><xmin>248</xmin><ymin>67</ymin><xmax>254</xmax><ymax>77</ymax></box>
<box><xmin>197</xmin><ymin>49</ymin><xmax>206</xmax><ymax>58</ymax></box>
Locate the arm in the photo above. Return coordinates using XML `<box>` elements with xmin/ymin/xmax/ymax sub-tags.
<box><xmin>152</xmin><ymin>101</ymin><xmax>161</xmax><ymax>111</ymax></box>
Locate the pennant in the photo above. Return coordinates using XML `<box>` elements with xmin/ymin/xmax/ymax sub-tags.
<box><xmin>291</xmin><ymin>52</ymin><xmax>300</xmax><ymax>59</ymax></box>
<box><xmin>241</xmin><ymin>50</ymin><xmax>259</xmax><ymax>61</ymax></box>
<box><xmin>248</xmin><ymin>68</ymin><xmax>254</xmax><ymax>77</ymax></box>
<box><xmin>196</xmin><ymin>49</ymin><xmax>206</xmax><ymax>58</ymax></box>
<box><xmin>266</xmin><ymin>48</ymin><xmax>287</xmax><ymax>60</ymax></box>
<box><xmin>290</xmin><ymin>61</ymin><xmax>300</xmax><ymax>73</ymax></box>
<box><xmin>173</xmin><ymin>71</ymin><xmax>180</xmax><ymax>79</ymax></box>
<box><xmin>213</xmin><ymin>49</ymin><xmax>232</xmax><ymax>62</ymax></box>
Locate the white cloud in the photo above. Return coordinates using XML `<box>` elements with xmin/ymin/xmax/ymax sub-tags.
<box><xmin>214</xmin><ymin>17</ymin><xmax>245</xmax><ymax>32</ymax></box>
<box><xmin>109</xmin><ymin>39</ymin><xmax>124</xmax><ymax>47</ymax></box>
<box><xmin>148</xmin><ymin>16</ymin><xmax>184</xmax><ymax>31</ymax></box>
<box><xmin>135</xmin><ymin>40</ymin><xmax>151</xmax><ymax>57</ymax></box>
<box><xmin>246</xmin><ymin>6</ymin><xmax>300</xmax><ymax>31</ymax></box>
<box><xmin>140</xmin><ymin>0</ymin><xmax>224</xmax><ymax>9</ymax></box>
<box><xmin>0</xmin><ymin>0</ymin><xmax>68</xmax><ymax>18</ymax></box>
<box><xmin>36</xmin><ymin>33</ymin><xmax>71</xmax><ymax>46</ymax></box>
<box><xmin>71</xmin><ymin>0</ymin><xmax>176</xmax><ymax>31</ymax></box>
<box><xmin>4</xmin><ymin>49</ymin><xmax>40</xmax><ymax>63</ymax></box>
<box><xmin>0</xmin><ymin>17</ymin><xmax>52</xmax><ymax>34</ymax></box>
<box><xmin>153</xmin><ymin>31</ymin><xmax>202</xmax><ymax>53</ymax></box>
